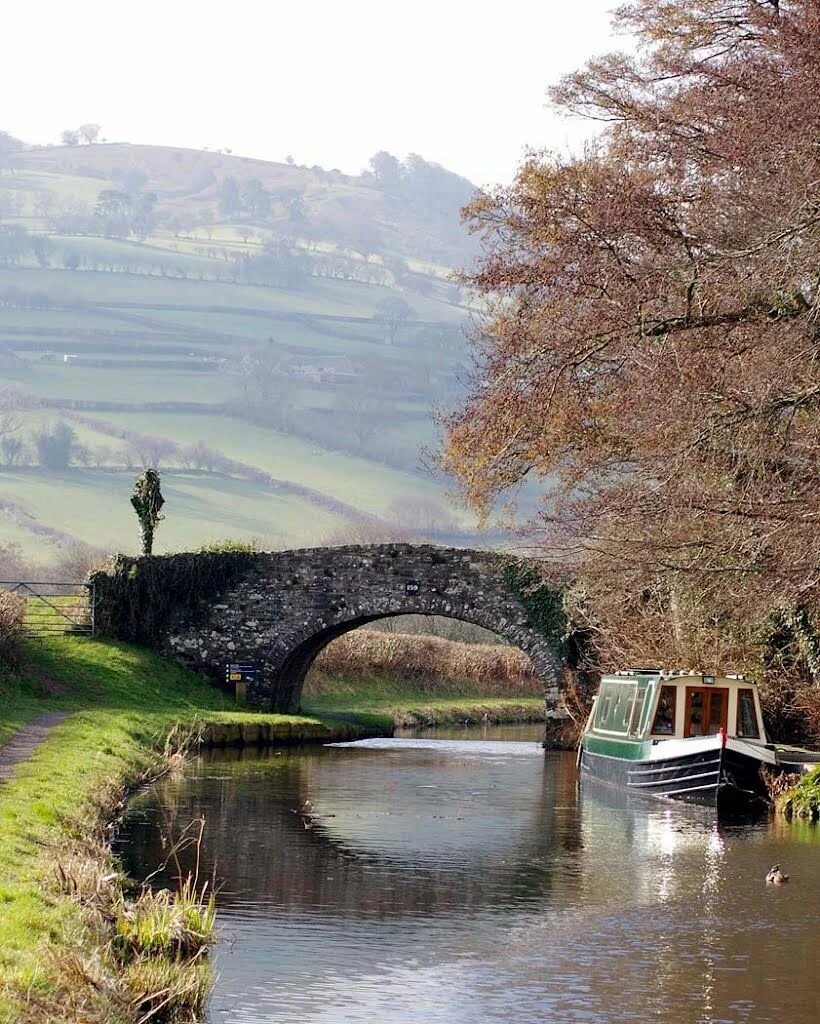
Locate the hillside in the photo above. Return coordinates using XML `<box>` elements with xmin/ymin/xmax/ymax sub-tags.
<box><xmin>0</xmin><ymin>138</ymin><xmax>485</xmax><ymax>568</ymax></box>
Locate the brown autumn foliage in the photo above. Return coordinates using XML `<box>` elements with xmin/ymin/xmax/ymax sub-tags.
<box><xmin>307</xmin><ymin>628</ymin><xmax>540</xmax><ymax>694</ymax></box>
<box><xmin>445</xmin><ymin>0</ymin><xmax>820</xmax><ymax>683</ymax></box>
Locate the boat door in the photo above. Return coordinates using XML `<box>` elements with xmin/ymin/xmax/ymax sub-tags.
<box><xmin>684</xmin><ymin>686</ymin><xmax>729</xmax><ymax>737</ymax></box>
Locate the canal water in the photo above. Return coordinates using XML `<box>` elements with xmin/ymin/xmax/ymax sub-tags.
<box><xmin>119</xmin><ymin>724</ymin><xmax>820</xmax><ymax>1024</ymax></box>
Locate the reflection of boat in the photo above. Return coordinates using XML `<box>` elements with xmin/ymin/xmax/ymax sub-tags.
<box><xmin>580</xmin><ymin>670</ymin><xmax>794</xmax><ymax>812</ymax></box>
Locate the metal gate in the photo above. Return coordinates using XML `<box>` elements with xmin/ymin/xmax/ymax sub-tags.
<box><xmin>1</xmin><ymin>581</ymin><xmax>96</xmax><ymax>638</ymax></box>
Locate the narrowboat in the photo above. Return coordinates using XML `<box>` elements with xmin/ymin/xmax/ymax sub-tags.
<box><xmin>579</xmin><ymin>670</ymin><xmax>778</xmax><ymax>811</ymax></box>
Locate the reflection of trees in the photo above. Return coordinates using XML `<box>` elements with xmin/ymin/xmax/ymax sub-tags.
<box><xmin>119</xmin><ymin>747</ymin><xmax>584</xmax><ymax>921</ymax></box>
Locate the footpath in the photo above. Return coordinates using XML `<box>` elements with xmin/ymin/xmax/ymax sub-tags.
<box><xmin>0</xmin><ymin>711</ymin><xmax>69</xmax><ymax>781</ymax></box>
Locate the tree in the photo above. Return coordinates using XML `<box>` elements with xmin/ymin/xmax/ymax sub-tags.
<box><xmin>240</xmin><ymin>179</ymin><xmax>271</xmax><ymax>220</ymax></box>
<box><xmin>0</xmin><ymin>416</ymin><xmax>21</xmax><ymax>465</ymax></box>
<box><xmin>61</xmin><ymin>129</ymin><xmax>79</xmax><ymax>146</ymax></box>
<box><xmin>369</xmin><ymin>151</ymin><xmax>402</xmax><ymax>193</ymax></box>
<box><xmin>0</xmin><ymin>225</ymin><xmax>30</xmax><ymax>264</ymax></box>
<box><xmin>0</xmin><ymin>131</ymin><xmax>21</xmax><ymax>154</ymax></box>
<box><xmin>30</xmin><ymin>235</ymin><xmax>51</xmax><ymax>267</ymax></box>
<box><xmin>132</xmin><ymin>191</ymin><xmax>158</xmax><ymax>236</ymax></box>
<box><xmin>0</xmin><ymin>131</ymin><xmax>22</xmax><ymax>173</ymax></box>
<box><xmin>0</xmin><ymin>435</ymin><xmax>23</xmax><ymax>466</ymax></box>
<box><xmin>96</xmin><ymin>189</ymin><xmax>130</xmax><ymax>219</ymax></box>
<box><xmin>218</xmin><ymin>176</ymin><xmax>241</xmax><ymax>217</ymax></box>
<box><xmin>78</xmin><ymin>123</ymin><xmax>101</xmax><ymax>145</ymax></box>
<box><xmin>373</xmin><ymin>295</ymin><xmax>414</xmax><ymax>344</ymax></box>
<box><xmin>444</xmin><ymin>0</ymin><xmax>820</xmax><ymax>676</ymax></box>
<box><xmin>128</xmin><ymin>434</ymin><xmax>175</xmax><ymax>469</ymax></box>
<box><xmin>234</xmin><ymin>338</ymin><xmax>281</xmax><ymax>402</ymax></box>
<box><xmin>34</xmin><ymin>422</ymin><xmax>76</xmax><ymax>470</ymax></box>
<box><xmin>131</xmin><ymin>468</ymin><xmax>165</xmax><ymax>555</ymax></box>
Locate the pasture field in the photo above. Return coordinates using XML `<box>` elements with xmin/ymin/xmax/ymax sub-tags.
<box><xmin>92</xmin><ymin>411</ymin><xmax>457</xmax><ymax>518</ymax></box>
<box><xmin>0</xmin><ymin>469</ymin><xmax>347</xmax><ymax>557</ymax></box>
<box><xmin>0</xmin><ymin>263</ymin><xmax>460</xmax><ymax>324</ymax></box>
<box><xmin>131</xmin><ymin>307</ymin><xmax>387</xmax><ymax>356</ymax></box>
<box><xmin>0</xmin><ymin>142</ymin><xmax>479</xmax><ymax>567</ymax></box>
<box><xmin>0</xmin><ymin>170</ymin><xmax>106</xmax><ymax>211</ymax></box>
<box><xmin>0</xmin><ymin>362</ymin><xmax>237</xmax><ymax>403</ymax></box>
<box><xmin>0</xmin><ymin>308</ymin><xmax>142</xmax><ymax>333</ymax></box>
<box><xmin>3</xmin><ymin>410</ymin><xmax>122</xmax><ymax>450</ymax></box>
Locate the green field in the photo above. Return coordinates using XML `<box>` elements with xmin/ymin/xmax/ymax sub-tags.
<box><xmin>0</xmin><ymin>470</ymin><xmax>347</xmax><ymax>559</ymax></box>
<box><xmin>94</xmin><ymin>411</ymin><xmax>453</xmax><ymax>514</ymax></box>
<box><xmin>0</xmin><ymin>141</ymin><xmax>477</xmax><ymax>568</ymax></box>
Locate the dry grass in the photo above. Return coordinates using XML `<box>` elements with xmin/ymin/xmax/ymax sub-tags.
<box><xmin>0</xmin><ymin>590</ymin><xmax>25</xmax><ymax>668</ymax></box>
<box><xmin>308</xmin><ymin>628</ymin><xmax>540</xmax><ymax>695</ymax></box>
<box><xmin>5</xmin><ymin>730</ymin><xmax>216</xmax><ymax>1024</ymax></box>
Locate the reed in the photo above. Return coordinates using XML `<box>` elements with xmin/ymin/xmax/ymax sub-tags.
<box><xmin>308</xmin><ymin>628</ymin><xmax>540</xmax><ymax>694</ymax></box>
<box><xmin>35</xmin><ymin>813</ymin><xmax>217</xmax><ymax>1024</ymax></box>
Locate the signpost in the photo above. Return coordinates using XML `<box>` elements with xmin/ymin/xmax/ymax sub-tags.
<box><xmin>225</xmin><ymin>661</ymin><xmax>261</xmax><ymax>703</ymax></box>
<box><xmin>405</xmin><ymin>580</ymin><xmax>420</xmax><ymax>595</ymax></box>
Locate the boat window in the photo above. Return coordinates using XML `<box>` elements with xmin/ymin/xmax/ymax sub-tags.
<box><xmin>651</xmin><ymin>686</ymin><xmax>676</xmax><ymax>735</ymax></box>
<box><xmin>593</xmin><ymin>681</ymin><xmax>638</xmax><ymax>733</ymax></box>
<box><xmin>688</xmin><ymin>690</ymin><xmax>705</xmax><ymax>735</ymax></box>
<box><xmin>708</xmin><ymin>690</ymin><xmax>726</xmax><ymax>735</ymax></box>
<box><xmin>736</xmin><ymin>688</ymin><xmax>760</xmax><ymax>738</ymax></box>
<box><xmin>594</xmin><ymin>694</ymin><xmax>612</xmax><ymax>729</ymax></box>
<box><xmin>684</xmin><ymin>687</ymin><xmax>728</xmax><ymax>737</ymax></box>
<box><xmin>637</xmin><ymin>682</ymin><xmax>654</xmax><ymax>734</ymax></box>
<box><xmin>628</xmin><ymin>682</ymin><xmax>650</xmax><ymax>736</ymax></box>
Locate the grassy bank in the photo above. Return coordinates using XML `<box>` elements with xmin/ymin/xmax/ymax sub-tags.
<box><xmin>0</xmin><ymin>636</ymin><xmax>369</xmax><ymax>1023</ymax></box>
<box><xmin>303</xmin><ymin>670</ymin><xmax>546</xmax><ymax>728</ymax></box>
<box><xmin>0</xmin><ymin>632</ymin><xmax>547</xmax><ymax>1021</ymax></box>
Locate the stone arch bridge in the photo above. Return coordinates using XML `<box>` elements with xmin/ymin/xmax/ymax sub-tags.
<box><xmin>94</xmin><ymin>544</ymin><xmax>562</xmax><ymax>712</ymax></box>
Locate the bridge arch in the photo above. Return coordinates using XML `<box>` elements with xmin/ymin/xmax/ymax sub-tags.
<box><xmin>95</xmin><ymin>543</ymin><xmax>563</xmax><ymax>712</ymax></box>
<box><xmin>271</xmin><ymin>599</ymin><xmax>557</xmax><ymax>713</ymax></box>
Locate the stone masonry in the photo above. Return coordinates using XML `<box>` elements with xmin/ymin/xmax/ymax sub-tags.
<box><xmin>100</xmin><ymin>544</ymin><xmax>563</xmax><ymax>712</ymax></box>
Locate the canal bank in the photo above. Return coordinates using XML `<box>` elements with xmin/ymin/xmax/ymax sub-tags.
<box><xmin>0</xmin><ymin>635</ymin><xmax>545</xmax><ymax>1024</ymax></box>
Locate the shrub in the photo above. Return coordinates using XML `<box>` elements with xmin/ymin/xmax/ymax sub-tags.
<box><xmin>0</xmin><ymin>589</ymin><xmax>25</xmax><ymax>667</ymax></box>
<box><xmin>777</xmin><ymin>767</ymin><xmax>820</xmax><ymax>821</ymax></box>
<box><xmin>34</xmin><ymin>421</ymin><xmax>77</xmax><ymax>470</ymax></box>
<box><xmin>198</xmin><ymin>539</ymin><xmax>257</xmax><ymax>554</ymax></box>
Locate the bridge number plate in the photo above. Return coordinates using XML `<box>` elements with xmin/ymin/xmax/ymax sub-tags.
<box><xmin>405</xmin><ymin>580</ymin><xmax>420</xmax><ymax>594</ymax></box>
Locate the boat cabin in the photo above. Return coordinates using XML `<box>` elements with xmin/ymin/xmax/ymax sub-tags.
<box><xmin>587</xmin><ymin>670</ymin><xmax>767</xmax><ymax>744</ymax></box>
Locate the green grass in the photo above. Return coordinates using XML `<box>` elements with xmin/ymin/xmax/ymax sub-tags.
<box><xmin>302</xmin><ymin>671</ymin><xmax>546</xmax><ymax>727</ymax></box>
<box><xmin>0</xmin><ymin>362</ymin><xmax>238</xmax><ymax>404</ymax></box>
<box><xmin>5</xmin><ymin>409</ymin><xmax>125</xmax><ymax>451</ymax></box>
<box><xmin>0</xmin><ymin>308</ymin><xmax>140</xmax><ymax>332</ymax></box>
<box><xmin>0</xmin><ymin>629</ymin><xmax>544</xmax><ymax>1019</ymax></box>
<box><xmin>97</xmin><ymin>411</ymin><xmax>457</xmax><ymax>518</ymax></box>
<box><xmin>0</xmin><ymin>469</ymin><xmax>348</xmax><ymax>555</ymax></box>
<box><xmin>0</xmin><ymin>265</ymin><xmax>460</xmax><ymax>323</ymax></box>
<box><xmin>0</xmin><ymin>170</ymin><xmax>104</xmax><ymax>210</ymax></box>
<box><xmin>0</xmin><ymin>636</ymin><xmax>349</xmax><ymax>1021</ymax></box>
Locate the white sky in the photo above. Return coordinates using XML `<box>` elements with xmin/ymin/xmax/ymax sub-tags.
<box><xmin>3</xmin><ymin>0</ymin><xmax>621</xmax><ymax>187</ymax></box>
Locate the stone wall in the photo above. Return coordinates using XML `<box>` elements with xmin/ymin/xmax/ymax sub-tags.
<box><xmin>94</xmin><ymin>544</ymin><xmax>563</xmax><ymax>712</ymax></box>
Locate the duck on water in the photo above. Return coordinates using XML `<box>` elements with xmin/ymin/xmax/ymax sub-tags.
<box><xmin>578</xmin><ymin>669</ymin><xmax>820</xmax><ymax>813</ymax></box>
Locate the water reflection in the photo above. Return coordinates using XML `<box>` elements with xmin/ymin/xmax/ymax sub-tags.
<box><xmin>118</xmin><ymin>725</ymin><xmax>820</xmax><ymax>1024</ymax></box>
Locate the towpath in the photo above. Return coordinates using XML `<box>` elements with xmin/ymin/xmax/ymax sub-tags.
<box><xmin>0</xmin><ymin>712</ymin><xmax>70</xmax><ymax>782</ymax></box>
